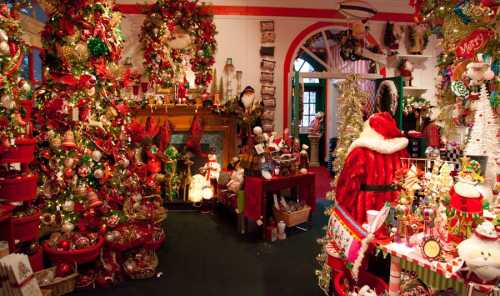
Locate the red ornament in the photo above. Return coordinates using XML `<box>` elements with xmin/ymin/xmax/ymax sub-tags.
<box><xmin>58</xmin><ymin>239</ymin><xmax>71</xmax><ymax>251</ymax></box>
<box><xmin>64</xmin><ymin>167</ymin><xmax>74</xmax><ymax>178</ymax></box>
<box><xmin>98</xmin><ymin>223</ymin><xmax>107</xmax><ymax>235</ymax></box>
<box><xmin>56</xmin><ymin>263</ymin><xmax>73</xmax><ymax>277</ymax></box>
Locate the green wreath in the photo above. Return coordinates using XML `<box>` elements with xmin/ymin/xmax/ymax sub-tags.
<box><xmin>141</xmin><ymin>0</ymin><xmax>217</xmax><ymax>89</ymax></box>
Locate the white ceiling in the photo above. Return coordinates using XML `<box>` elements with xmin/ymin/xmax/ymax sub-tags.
<box><xmin>115</xmin><ymin>0</ymin><xmax>414</xmax><ymax>14</ymax></box>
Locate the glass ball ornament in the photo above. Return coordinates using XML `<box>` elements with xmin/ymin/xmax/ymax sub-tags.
<box><xmin>91</xmin><ymin>150</ymin><xmax>102</xmax><ymax>162</ymax></box>
<box><xmin>62</xmin><ymin>200</ymin><xmax>75</xmax><ymax>212</ymax></box>
<box><xmin>93</xmin><ymin>168</ymin><xmax>104</xmax><ymax>179</ymax></box>
<box><xmin>64</xmin><ymin>157</ymin><xmax>75</xmax><ymax>168</ymax></box>
<box><xmin>62</xmin><ymin>221</ymin><xmax>75</xmax><ymax>232</ymax></box>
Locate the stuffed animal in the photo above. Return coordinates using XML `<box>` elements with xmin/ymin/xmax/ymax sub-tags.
<box><xmin>457</xmin><ymin>221</ymin><xmax>500</xmax><ymax>284</ymax></box>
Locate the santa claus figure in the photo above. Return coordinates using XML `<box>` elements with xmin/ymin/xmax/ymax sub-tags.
<box><xmin>336</xmin><ymin>112</ymin><xmax>409</xmax><ymax>224</ymax></box>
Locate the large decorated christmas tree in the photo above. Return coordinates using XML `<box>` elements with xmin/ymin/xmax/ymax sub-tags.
<box><xmin>35</xmin><ymin>0</ymin><xmax>137</xmax><ymax>235</ymax></box>
<box><xmin>34</xmin><ymin>0</ymin><xmax>166</xmax><ymax>283</ymax></box>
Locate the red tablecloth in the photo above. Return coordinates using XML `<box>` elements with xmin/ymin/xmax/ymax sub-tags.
<box><xmin>244</xmin><ymin>173</ymin><xmax>316</xmax><ymax>221</ymax></box>
<box><xmin>0</xmin><ymin>204</ymin><xmax>15</xmax><ymax>252</ymax></box>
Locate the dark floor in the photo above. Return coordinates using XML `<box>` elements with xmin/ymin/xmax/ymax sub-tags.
<box><xmin>72</xmin><ymin>201</ymin><xmax>331</xmax><ymax>296</ymax></box>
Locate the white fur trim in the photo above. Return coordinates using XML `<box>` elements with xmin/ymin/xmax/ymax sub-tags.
<box><xmin>348</xmin><ymin>121</ymin><xmax>408</xmax><ymax>154</ymax></box>
<box><xmin>454</xmin><ymin>182</ymin><xmax>481</xmax><ymax>198</ymax></box>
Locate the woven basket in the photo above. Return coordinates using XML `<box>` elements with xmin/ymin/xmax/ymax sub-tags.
<box><xmin>273</xmin><ymin>205</ymin><xmax>311</xmax><ymax>227</ymax></box>
<box><xmin>35</xmin><ymin>266</ymin><xmax>78</xmax><ymax>296</ymax></box>
<box><xmin>124</xmin><ymin>252</ymin><xmax>159</xmax><ymax>280</ymax></box>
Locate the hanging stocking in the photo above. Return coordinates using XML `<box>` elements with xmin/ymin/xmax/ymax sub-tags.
<box><xmin>186</xmin><ymin>113</ymin><xmax>205</xmax><ymax>156</ymax></box>
<box><xmin>159</xmin><ymin>120</ymin><xmax>173</xmax><ymax>153</ymax></box>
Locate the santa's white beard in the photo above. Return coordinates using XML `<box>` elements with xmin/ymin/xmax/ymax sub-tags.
<box><xmin>241</xmin><ymin>93</ymin><xmax>255</xmax><ymax>110</ymax></box>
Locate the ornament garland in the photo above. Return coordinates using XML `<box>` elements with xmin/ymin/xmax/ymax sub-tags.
<box><xmin>40</xmin><ymin>0</ymin><xmax>124</xmax><ymax>83</ymax></box>
<box><xmin>141</xmin><ymin>0</ymin><xmax>217</xmax><ymax>88</ymax></box>
<box><xmin>0</xmin><ymin>3</ymin><xmax>31</xmax><ymax>149</ymax></box>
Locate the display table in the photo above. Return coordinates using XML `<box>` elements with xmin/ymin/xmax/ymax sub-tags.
<box><xmin>244</xmin><ymin>173</ymin><xmax>316</xmax><ymax>226</ymax></box>
<box><xmin>380</xmin><ymin>242</ymin><xmax>465</xmax><ymax>295</ymax></box>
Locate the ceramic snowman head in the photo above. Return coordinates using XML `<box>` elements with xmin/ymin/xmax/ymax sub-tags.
<box><xmin>457</xmin><ymin>221</ymin><xmax>500</xmax><ymax>283</ymax></box>
<box><xmin>466</xmin><ymin>54</ymin><xmax>495</xmax><ymax>86</ymax></box>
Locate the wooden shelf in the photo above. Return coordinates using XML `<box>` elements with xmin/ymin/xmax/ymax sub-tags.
<box><xmin>396</xmin><ymin>54</ymin><xmax>433</xmax><ymax>61</ymax></box>
<box><xmin>404</xmin><ymin>86</ymin><xmax>428</xmax><ymax>94</ymax></box>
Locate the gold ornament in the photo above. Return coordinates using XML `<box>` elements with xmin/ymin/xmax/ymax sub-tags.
<box><xmin>74</xmin><ymin>42</ymin><xmax>89</xmax><ymax>62</ymax></box>
<box><xmin>50</xmin><ymin>134</ymin><xmax>62</xmax><ymax>149</ymax></box>
<box><xmin>108</xmin><ymin>62</ymin><xmax>121</xmax><ymax>79</ymax></box>
<box><xmin>442</xmin><ymin>15</ymin><xmax>472</xmax><ymax>51</ymax></box>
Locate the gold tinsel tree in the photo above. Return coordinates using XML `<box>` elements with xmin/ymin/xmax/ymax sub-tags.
<box><xmin>328</xmin><ymin>75</ymin><xmax>368</xmax><ymax>200</ymax></box>
<box><xmin>316</xmin><ymin>75</ymin><xmax>367</xmax><ymax>293</ymax></box>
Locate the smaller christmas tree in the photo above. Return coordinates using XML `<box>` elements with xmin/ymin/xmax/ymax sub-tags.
<box><xmin>329</xmin><ymin>75</ymin><xmax>368</xmax><ymax>199</ymax></box>
<box><xmin>464</xmin><ymin>83</ymin><xmax>499</xmax><ymax>186</ymax></box>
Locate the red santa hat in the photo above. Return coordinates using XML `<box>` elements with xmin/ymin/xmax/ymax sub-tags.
<box><xmin>368</xmin><ymin>112</ymin><xmax>403</xmax><ymax>139</ymax></box>
<box><xmin>474</xmin><ymin>221</ymin><xmax>498</xmax><ymax>241</ymax></box>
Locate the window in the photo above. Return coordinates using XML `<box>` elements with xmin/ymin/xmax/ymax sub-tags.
<box><xmin>19</xmin><ymin>47</ymin><xmax>44</xmax><ymax>84</ymax></box>
<box><xmin>302</xmin><ymin>91</ymin><xmax>317</xmax><ymax>127</ymax></box>
<box><xmin>14</xmin><ymin>1</ymin><xmax>48</xmax><ymax>23</ymax></box>
<box><xmin>294</xmin><ymin>58</ymin><xmax>319</xmax><ymax>83</ymax></box>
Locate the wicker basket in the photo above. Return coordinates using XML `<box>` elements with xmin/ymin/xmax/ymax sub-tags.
<box><xmin>124</xmin><ymin>252</ymin><xmax>159</xmax><ymax>280</ymax></box>
<box><xmin>35</xmin><ymin>266</ymin><xmax>78</xmax><ymax>296</ymax></box>
<box><xmin>273</xmin><ymin>205</ymin><xmax>311</xmax><ymax>227</ymax></box>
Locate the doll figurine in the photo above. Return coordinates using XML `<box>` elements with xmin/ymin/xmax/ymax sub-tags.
<box><xmin>299</xmin><ymin>144</ymin><xmax>310</xmax><ymax>174</ymax></box>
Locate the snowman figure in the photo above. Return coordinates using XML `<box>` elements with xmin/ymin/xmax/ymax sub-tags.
<box><xmin>457</xmin><ymin>221</ymin><xmax>500</xmax><ymax>284</ymax></box>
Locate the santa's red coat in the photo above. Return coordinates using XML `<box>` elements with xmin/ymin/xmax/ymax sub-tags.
<box><xmin>336</xmin><ymin>140</ymin><xmax>408</xmax><ymax>224</ymax></box>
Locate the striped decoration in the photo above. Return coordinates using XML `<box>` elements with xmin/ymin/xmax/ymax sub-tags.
<box><xmin>330</xmin><ymin>45</ymin><xmax>376</xmax><ymax>114</ymax></box>
<box><xmin>400</xmin><ymin>258</ymin><xmax>465</xmax><ymax>295</ymax></box>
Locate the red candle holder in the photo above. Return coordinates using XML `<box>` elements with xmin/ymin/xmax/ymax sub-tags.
<box><xmin>132</xmin><ymin>85</ymin><xmax>139</xmax><ymax>96</ymax></box>
<box><xmin>141</xmin><ymin>82</ymin><xmax>149</xmax><ymax>94</ymax></box>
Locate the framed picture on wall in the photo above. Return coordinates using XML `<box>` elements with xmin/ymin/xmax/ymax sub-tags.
<box><xmin>260</xmin><ymin>20</ymin><xmax>274</xmax><ymax>32</ymax></box>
